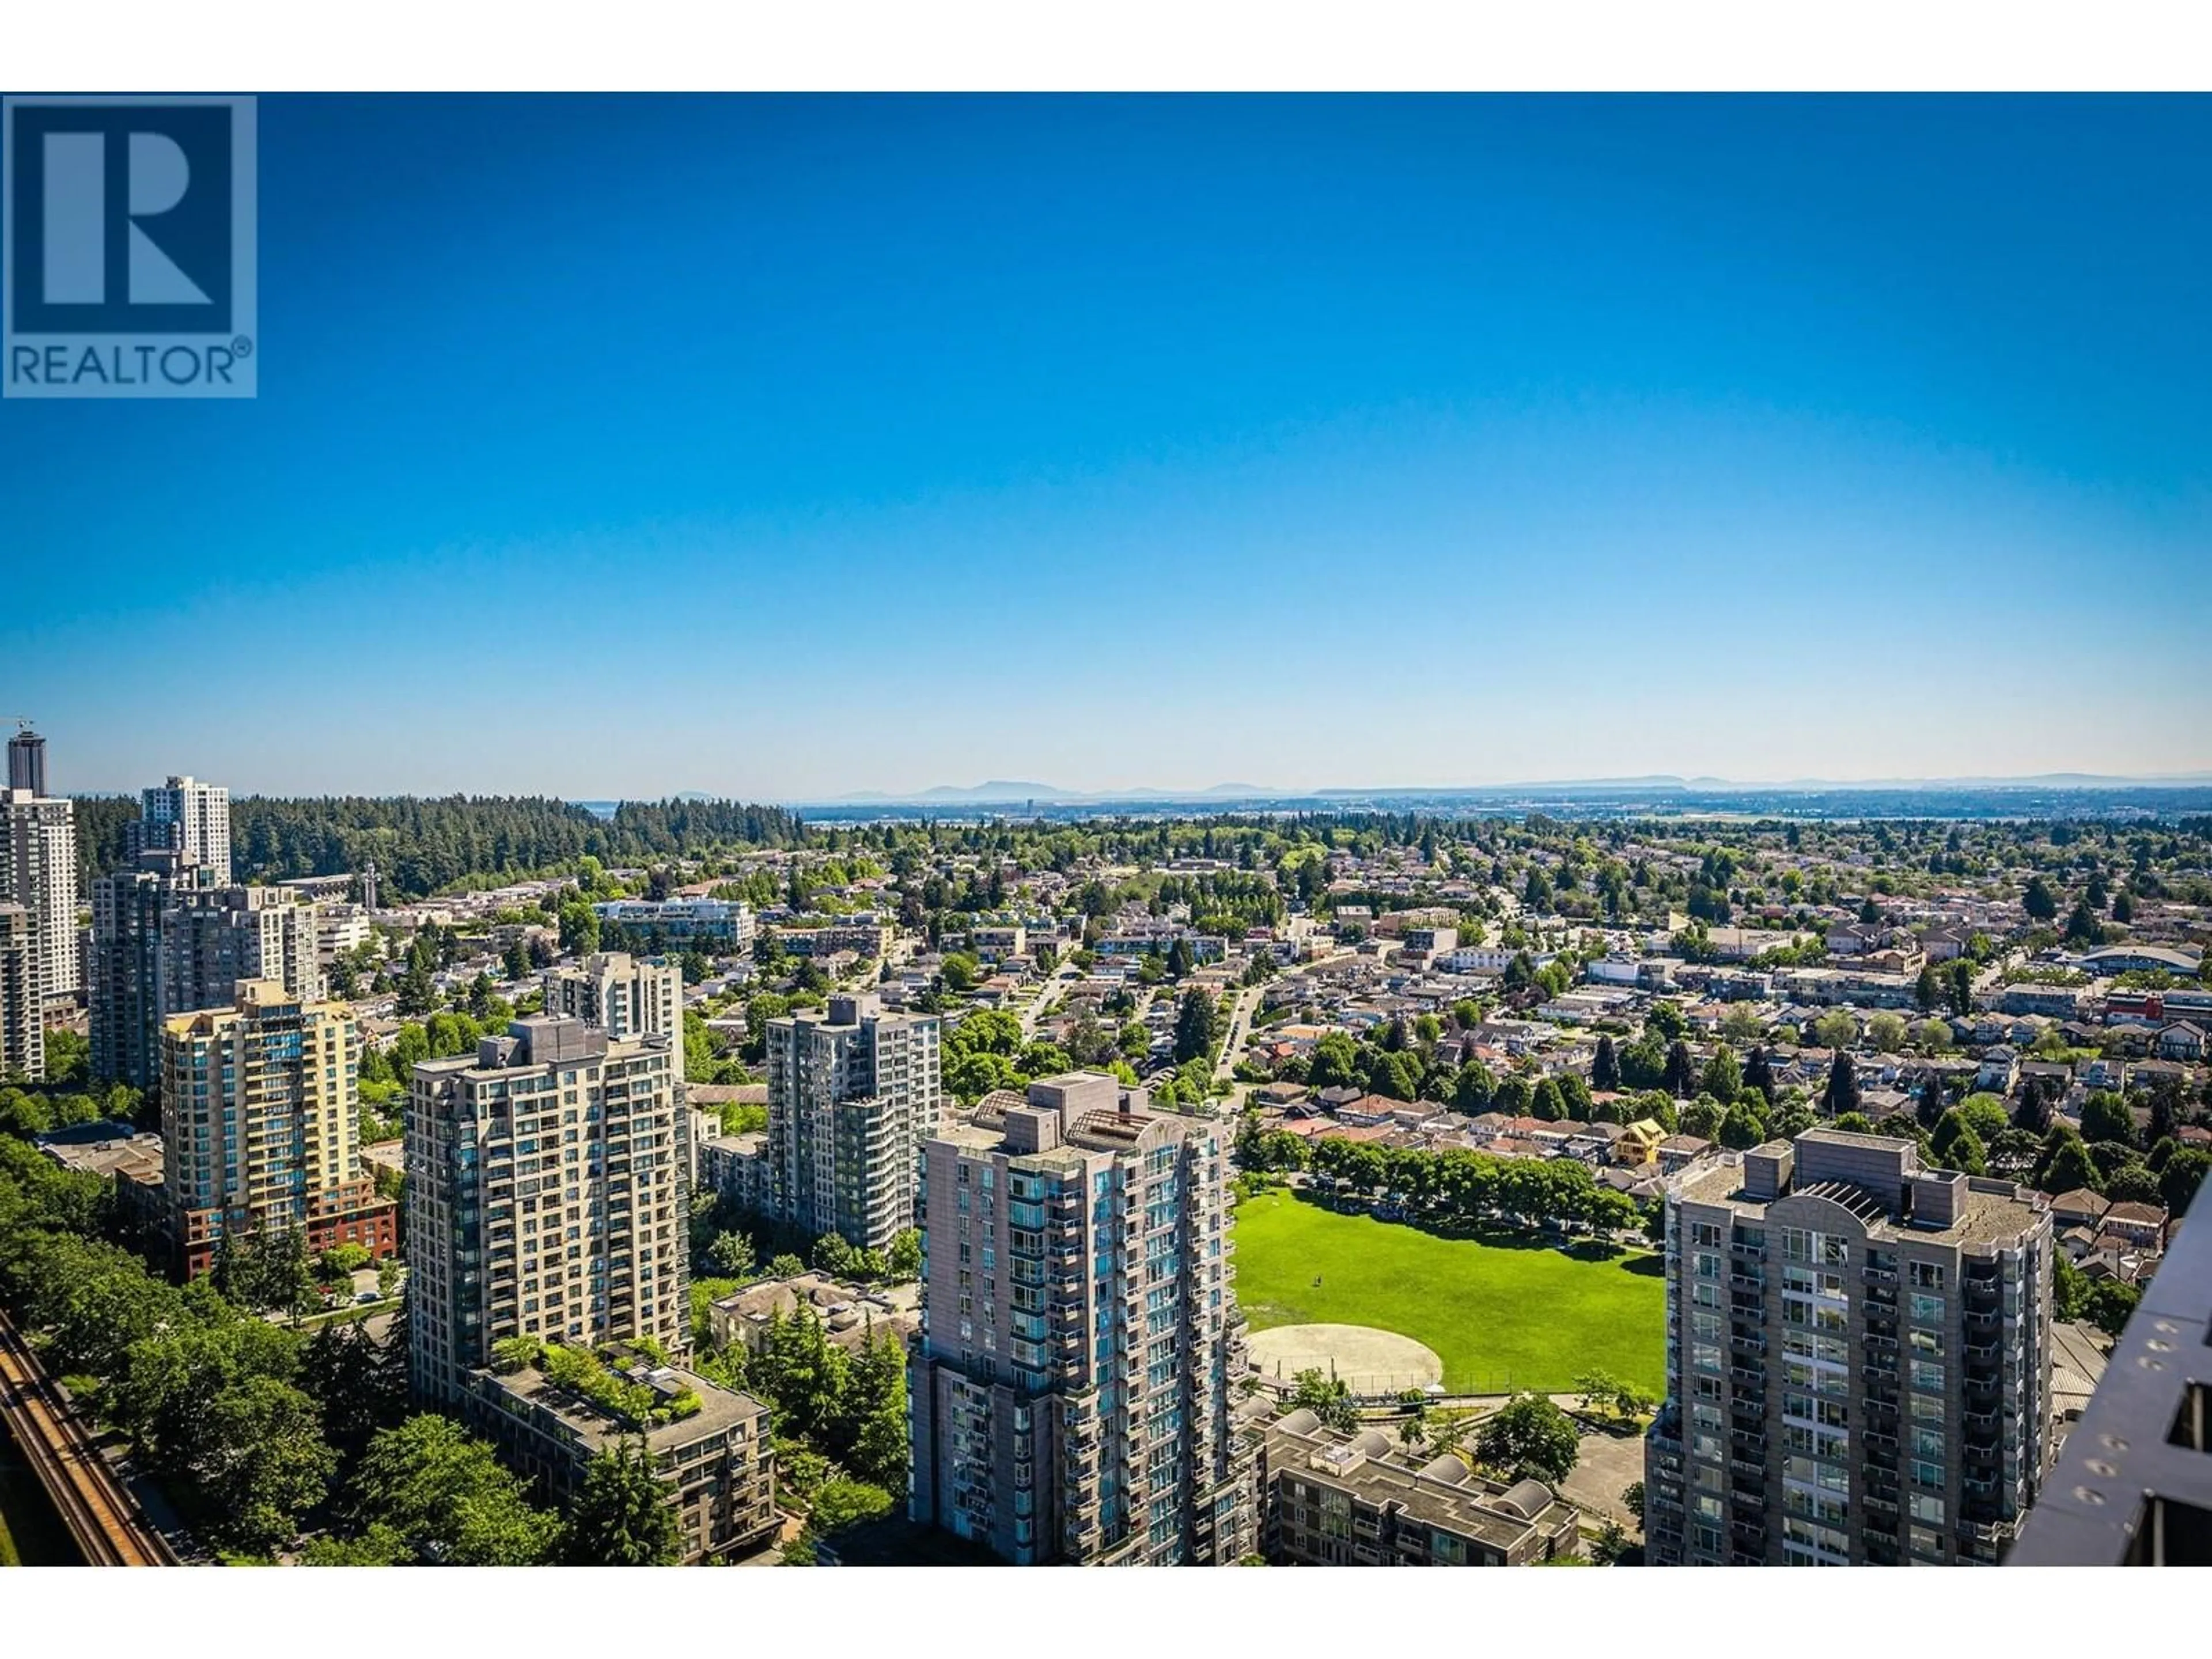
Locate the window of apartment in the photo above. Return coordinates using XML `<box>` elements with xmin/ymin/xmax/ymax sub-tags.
<box><xmin>1909</xmin><ymin>1291</ymin><xmax>1945</xmax><ymax>1324</ymax></box>
<box><xmin>1910</xmin><ymin>1360</ymin><xmax>1944</xmax><ymax>1394</ymax></box>
<box><xmin>1908</xmin><ymin>1262</ymin><xmax>1945</xmax><ymax>1290</ymax></box>
<box><xmin>1908</xmin><ymin>1493</ymin><xmax>1945</xmax><ymax>1527</ymax></box>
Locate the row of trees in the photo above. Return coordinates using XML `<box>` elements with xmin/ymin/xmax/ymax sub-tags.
<box><xmin>76</xmin><ymin>796</ymin><xmax>808</xmax><ymax>901</ymax></box>
<box><xmin>1261</xmin><ymin>1132</ymin><xmax>1649</xmax><ymax>1236</ymax></box>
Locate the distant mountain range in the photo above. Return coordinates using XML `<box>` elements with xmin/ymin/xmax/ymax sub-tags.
<box><xmin>823</xmin><ymin>772</ymin><xmax>2212</xmax><ymax>803</ymax></box>
<box><xmin>566</xmin><ymin>771</ymin><xmax>2212</xmax><ymax>815</ymax></box>
<box><xmin>834</xmin><ymin>780</ymin><xmax>1276</xmax><ymax>804</ymax></box>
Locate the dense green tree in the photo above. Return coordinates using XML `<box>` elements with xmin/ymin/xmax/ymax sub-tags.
<box><xmin>194</xmin><ymin>1375</ymin><xmax>338</xmax><ymax>1556</ymax></box>
<box><xmin>561</xmin><ymin>1438</ymin><xmax>683</xmax><ymax>1566</ymax></box>
<box><xmin>1700</xmin><ymin>1045</ymin><xmax>1743</xmax><ymax>1104</ymax></box>
<box><xmin>296</xmin><ymin>1317</ymin><xmax>407</xmax><ymax>1464</ymax></box>
<box><xmin>1915</xmin><ymin>1074</ymin><xmax>1947</xmax><ymax>1131</ymax></box>
<box><xmin>1915</xmin><ymin>964</ymin><xmax>1942</xmax><ymax>1012</ymax></box>
<box><xmin>1678</xmin><ymin>1099</ymin><xmax>1725</xmax><ymax>1141</ymax></box>
<box><xmin>704</xmin><ymin>1230</ymin><xmax>757</xmax><ymax>1278</ymax></box>
<box><xmin>2084</xmin><ymin>1279</ymin><xmax>2141</xmax><ymax>1340</ymax></box>
<box><xmin>2104</xmin><ymin>1163</ymin><xmax>2162</xmax><ymax>1206</ymax></box>
<box><xmin>1591</xmin><ymin>1035</ymin><xmax>1620</xmax><ymax>1093</ymax></box>
<box><xmin>1288</xmin><ymin>1368</ymin><xmax>1358</xmax><ymax>1433</ymax></box>
<box><xmin>1820</xmin><ymin>1051</ymin><xmax>1861</xmax><ymax>1118</ymax></box>
<box><xmin>1172</xmin><ymin>987</ymin><xmax>1219</xmax><ymax>1065</ymax></box>
<box><xmin>2158</xmin><ymin>1148</ymin><xmax>2211</xmax><ymax>1217</ymax></box>
<box><xmin>1929</xmin><ymin>1111</ymin><xmax>1987</xmax><ymax>1176</ymax></box>
<box><xmin>2080</xmin><ymin>1092</ymin><xmax>2137</xmax><ymax>1148</ymax></box>
<box><xmin>1949</xmin><ymin>960</ymin><xmax>1975</xmax><ymax>1016</ymax></box>
<box><xmin>1717</xmin><ymin>1101</ymin><xmax>1768</xmax><ymax>1151</ymax></box>
<box><xmin>2022</xmin><ymin>876</ymin><xmax>2059</xmax><ymax>922</ymax></box>
<box><xmin>1743</xmin><ymin>1046</ymin><xmax>1775</xmax><ymax>1103</ymax></box>
<box><xmin>347</xmin><ymin>1415</ymin><xmax>558</xmax><ymax>1565</ymax></box>
<box><xmin>1473</xmin><ymin>1394</ymin><xmax>1579</xmax><ymax>1486</ymax></box>
<box><xmin>1309</xmin><ymin>1032</ymin><xmax>1360</xmax><ymax>1092</ymax></box>
<box><xmin>2034</xmin><ymin>1126</ymin><xmax>2101</xmax><ymax>1194</ymax></box>
<box><xmin>1452</xmin><ymin>1062</ymin><xmax>1496</xmax><ymax>1115</ymax></box>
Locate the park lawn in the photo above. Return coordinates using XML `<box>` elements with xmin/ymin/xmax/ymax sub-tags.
<box><xmin>1233</xmin><ymin>1188</ymin><xmax>1665</xmax><ymax>1396</ymax></box>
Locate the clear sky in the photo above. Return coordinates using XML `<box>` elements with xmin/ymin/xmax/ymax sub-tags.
<box><xmin>7</xmin><ymin>94</ymin><xmax>2209</xmax><ymax>800</ymax></box>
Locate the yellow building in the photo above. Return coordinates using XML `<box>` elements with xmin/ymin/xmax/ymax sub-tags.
<box><xmin>161</xmin><ymin>979</ymin><xmax>395</xmax><ymax>1276</ymax></box>
<box><xmin>1615</xmin><ymin>1118</ymin><xmax>1666</xmax><ymax>1166</ymax></box>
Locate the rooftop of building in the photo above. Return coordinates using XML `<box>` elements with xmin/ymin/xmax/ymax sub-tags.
<box><xmin>1267</xmin><ymin>1411</ymin><xmax>1576</xmax><ymax>1554</ymax></box>
<box><xmin>37</xmin><ymin>1122</ymin><xmax>164</xmax><ymax>1184</ymax></box>
<box><xmin>944</xmin><ymin>1070</ymin><xmax>1213</xmax><ymax>1165</ymax></box>
<box><xmin>1671</xmin><ymin>1126</ymin><xmax>2046</xmax><ymax>1248</ymax></box>
<box><xmin>709</xmin><ymin>1272</ymin><xmax>919</xmax><ymax>1344</ymax></box>
<box><xmin>475</xmin><ymin>1341</ymin><xmax>763</xmax><ymax>1453</ymax></box>
<box><xmin>415</xmin><ymin>1013</ymin><xmax>670</xmax><ymax>1078</ymax></box>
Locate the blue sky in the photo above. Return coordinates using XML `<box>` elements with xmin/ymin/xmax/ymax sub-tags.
<box><xmin>7</xmin><ymin>94</ymin><xmax>2209</xmax><ymax>799</ymax></box>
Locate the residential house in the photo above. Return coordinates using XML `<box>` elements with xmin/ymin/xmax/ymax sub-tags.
<box><xmin>1615</xmin><ymin>1119</ymin><xmax>1666</xmax><ymax>1167</ymax></box>
<box><xmin>2156</xmin><ymin>1021</ymin><xmax>2205</xmax><ymax>1062</ymax></box>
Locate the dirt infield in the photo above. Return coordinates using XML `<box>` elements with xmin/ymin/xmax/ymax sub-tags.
<box><xmin>1247</xmin><ymin>1323</ymin><xmax>1445</xmax><ymax>1392</ymax></box>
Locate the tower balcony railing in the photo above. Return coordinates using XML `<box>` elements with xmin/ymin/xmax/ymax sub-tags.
<box><xmin>2010</xmin><ymin>1203</ymin><xmax>2212</xmax><ymax>1566</ymax></box>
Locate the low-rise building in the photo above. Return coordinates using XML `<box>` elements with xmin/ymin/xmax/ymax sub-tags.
<box><xmin>464</xmin><ymin>1347</ymin><xmax>777</xmax><ymax>1564</ymax></box>
<box><xmin>37</xmin><ymin>1120</ymin><xmax>166</xmax><ymax>1238</ymax></box>
<box><xmin>704</xmin><ymin>1271</ymin><xmax>919</xmax><ymax>1356</ymax></box>
<box><xmin>592</xmin><ymin>898</ymin><xmax>754</xmax><ymax>949</ymax></box>
<box><xmin>1260</xmin><ymin>1411</ymin><xmax>1579</xmax><ymax>1566</ymax></box>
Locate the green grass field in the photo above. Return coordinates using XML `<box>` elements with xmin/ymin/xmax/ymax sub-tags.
<box><xmin>1233</xmin><ymin>1188</ymin><xmax>1666</xmax><ymax>1396</ymax></box>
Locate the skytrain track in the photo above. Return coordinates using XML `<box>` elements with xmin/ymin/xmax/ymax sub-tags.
<box><xmin>0</xmin><ymin>1311</ymin><xmax>179</xmax><ymax>1566</ymax></box>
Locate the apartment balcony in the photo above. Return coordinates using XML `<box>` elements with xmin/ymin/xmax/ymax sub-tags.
<box><xmin>1729</xmin><ymin>1272</ymin><xmax>1766</xmax><ymax>1293</ymax></box>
